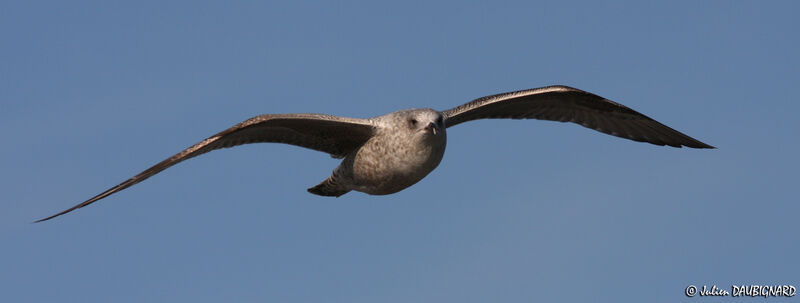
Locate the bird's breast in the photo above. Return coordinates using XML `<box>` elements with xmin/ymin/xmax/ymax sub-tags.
<box><xmin>349</xmin><ymin>133</ymin><xmax>446</xmax><ymax>195</ymax></box>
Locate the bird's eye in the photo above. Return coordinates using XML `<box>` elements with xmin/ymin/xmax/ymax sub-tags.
<box><xmin>410</xmin><ymin>119</ymin><xmax>418</xmax><ymax>125</ymax></box>
<box><xmin>436</xmin><ymin>116</ymin><xmax>443</xmax><ymax>126</ymax></box>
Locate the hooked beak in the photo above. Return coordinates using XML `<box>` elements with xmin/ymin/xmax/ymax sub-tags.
<box><xmin>426</xmin><ymin>122</ymin><xmax>438</xmax><ymax>135</ymax></box>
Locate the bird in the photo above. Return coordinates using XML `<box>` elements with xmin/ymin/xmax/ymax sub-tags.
<box><xmin>36</xmin><ymin>85</ymin><xmax>714</xmax><ymax>222</ymax></box>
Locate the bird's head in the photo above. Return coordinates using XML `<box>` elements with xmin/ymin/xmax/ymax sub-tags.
<box><xmin>374</xmin><ymin>108</ymin><xmax>447</xmax><ymax>144</ymax></box>
<box><xmin>399</xmin><ymin>109</ymin><xmax>446</xmax><ymax>138</ymax></box>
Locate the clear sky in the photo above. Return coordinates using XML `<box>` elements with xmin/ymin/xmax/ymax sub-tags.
<box><xmin>2</xmin><ymin>1</ymin><xmax>798</xmax><ymax>302</ymax></box>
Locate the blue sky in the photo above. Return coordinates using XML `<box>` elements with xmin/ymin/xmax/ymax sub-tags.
<box><xmin>2</xmin><ymin>1</ymin><xmax>798</xmax><ymax>302</ymax></box>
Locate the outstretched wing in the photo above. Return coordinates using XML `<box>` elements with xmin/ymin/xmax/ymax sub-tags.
<box><xmin>37</xmin><ymin>113</ymin><xmax>375</xmax><ymax>222</ymax></box>
<box><xmin>442</xmin><ymin>85</ymin><xmax>714</xmax><ymax>149</ymax></box>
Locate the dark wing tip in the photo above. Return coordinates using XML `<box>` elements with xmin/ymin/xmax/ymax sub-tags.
<box><xmin>34</xmin><ymin>199</ymin><xmax>96</xmax><ymax>223</ymax></box>
<box><xmin>668</xmin><ymin>142</ymin><xmax>715</xmax><ymax>149</ymax></box>
<box><xmin>33</xmin><ymin>204</ymin><xmax>85</xmax><ymax>223</ymax></box>
<box><xmin>697</xmin><ymin>144</ymin><xmax>716</xmax><ymax>149</ymax></box>
<box><xmin>33</xmin><ymin>181</ymin><xmax>132</xmax><ymax>223</ymax></box>
<box><xmin>651</xmin><ymin>131</ymin><xmax>715</xmax><ymax>149</ymax></box>
<box><xmin>689</xmin><ymin>141</ymin><xmax>716</xmax><ymax>149</ymax></box>
<box><xmin>34</xmin><ymin>209</ymin><xmax>73</xmax><ymax>223</ymax></box>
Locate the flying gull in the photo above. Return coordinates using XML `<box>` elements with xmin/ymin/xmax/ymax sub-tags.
<box><xmin>37</xmin><ymin>85</ymin><xmax>714</xmax><ymax>222</ymax></box>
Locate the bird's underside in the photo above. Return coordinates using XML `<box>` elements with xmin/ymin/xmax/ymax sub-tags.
<box><xmin>36</xmin><ymin>85</ymin><xmax>713</xmax><ymax>222</ymax></box>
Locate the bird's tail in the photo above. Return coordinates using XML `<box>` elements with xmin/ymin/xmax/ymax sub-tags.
<box><xmin>307</xmin><ymin>175</ymin><xmax>350</xmax><ymax>197</ymax></box>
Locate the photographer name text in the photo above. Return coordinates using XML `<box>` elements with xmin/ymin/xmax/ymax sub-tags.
<box><xmin>685</xmin><ymin>284</ymin><xmax>796</xmax><ymax>298</ymax></box>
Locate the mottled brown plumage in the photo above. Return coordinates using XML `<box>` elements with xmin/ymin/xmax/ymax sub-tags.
<box><xmin>37</xmin><ymin>85</ymin><xmax>713</xmax><ymax>222</ymax></box>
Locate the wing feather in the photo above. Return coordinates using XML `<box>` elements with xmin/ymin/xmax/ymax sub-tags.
<box><xmin>442</xmin><ymin>85</ymin><xmax>714</xmax><ymax>149</ymax></box>
<box><xmin>36</xmin><ymin>113</ymin><xmax>375</xmax><ymax>222</ymax></box>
